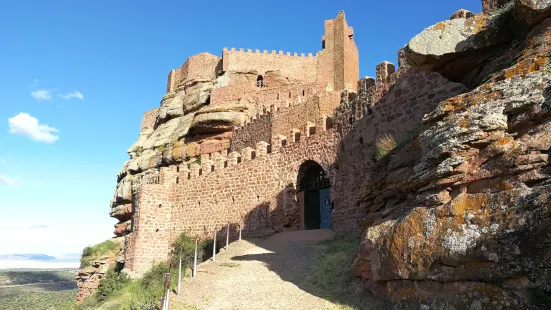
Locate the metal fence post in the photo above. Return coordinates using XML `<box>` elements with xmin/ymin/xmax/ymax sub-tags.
<box><xmin>239</xmin><ymin>224</ymin><xmax>242</xmax><ymax>241</ymax></box>
<box><xmin>165</xmin><ymin>288</ymin><xmax>170</xmax><ymax>310</ymax></box>
<box><xmin>226</xmin><ymin>223</ymin><xmax>230</xmax><ymax>250</ymax></box>
<box><xmin>177</xmin><ymin>250</ymin><xmax>182</xmax><ymax>295</ymax></box>
<box><xmin>160</xmin><ymin>272</ymin><xmax>171</xmax><ymax>310</ymax></box>
<box><xmin>213</xmin><ymin>228</ymin><xmax>217</xmax><ymax>262</ymax></box>
<box><xmin>193</xmin><ymin>238</ymin><xmax>198</xmax><ymax>277</ymax></box>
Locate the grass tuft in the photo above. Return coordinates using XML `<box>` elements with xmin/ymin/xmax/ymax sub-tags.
<box><xmin>306</xmin><ymin>231</ymin><xmax>388</xmax><ymax>309</ymax></box>
<box><xmin>80</xmin><ymin>239</ymin><xmax>117</xmax><ymax>268</ymax></box>
<box><xmin>374</xmin><ymin>133</ymin><xmax>397</xmax><ymax>161</ymax></box>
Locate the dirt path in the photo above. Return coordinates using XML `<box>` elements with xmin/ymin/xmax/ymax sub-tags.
<box><xmin>172</xmin><ymin>229</ymin><xmax>346</xmax><ymax>310</ymax></box>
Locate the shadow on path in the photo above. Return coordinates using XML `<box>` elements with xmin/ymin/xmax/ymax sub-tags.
<box><xmin>231</xmin><ymin>229</ymin><xmax>391</xmax><ymax>310</ymax></box>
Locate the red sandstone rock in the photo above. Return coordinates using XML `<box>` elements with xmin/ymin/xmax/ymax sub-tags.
<box><xmin>482</xmin><ymin>0</ymin><xmax>511</xmax><ymax>14</ymax></box>
<box><xmin>450</xmin><ymin>9</ymin><xmax>475</xmax><ymax>19</ymax></box>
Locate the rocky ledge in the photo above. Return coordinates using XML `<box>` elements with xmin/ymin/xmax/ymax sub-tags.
<box><xmin>355</xmin><ymin>0</ymin><xmax>551</xmax><ymax>308</ymax></box>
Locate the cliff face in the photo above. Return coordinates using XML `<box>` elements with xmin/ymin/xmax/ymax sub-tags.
<box><xmin>109</xmin><ymin>68</ymin><xmax>299</xmax><ymax>239</ymax></box>
<box><xmin>353</xmin><ymin>1</ymin><xmax>551</xmax><ymax>308</ymax></box>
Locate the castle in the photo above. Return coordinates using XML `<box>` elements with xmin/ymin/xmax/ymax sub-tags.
<box><xmin>110</xmin><ymin>10</ymin><xmax>465</xmax><ymax>275</ymax></box>
<box><xmin>86</xmin><ymin>1</ymin><xmax>551</xmax><ymax>306</ymax></box>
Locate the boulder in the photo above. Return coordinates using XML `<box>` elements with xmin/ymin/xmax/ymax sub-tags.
<box><xmin>482</xmin><ymin>0</ymin><xmax>512</xmax><ymax>14</ymax></box>
<box><xmin>109</xmin><ymin>203</ymin><xmax>132</xmax><ymax>221</ymax></box>
<box><xmin>157</xmin><ymin>90</ymin><xmax>185</xmax><ymax>124</ymax></box>
<box><xmin>114</xmin><ymin>220</ymin><xmax>132</xmax><ymax>236</ymax></box>
<box><xmin>114</xmin><ymin>175</ymin><xmax>133</xmax><ymax>203</ymax></box>
<box><xmin>190</xmin><ymin>111</ymin><xmax>247</xmax><ymax>133</ymax></box>
<box><xmin>402</xmin><ymin>11</ymin><xmax>516</xmax><ymax>85</ymax></box>
<box><xmin>182</xmin><ymin>79</ymin><xmax>213</xmax><ymax>113</ymax></box>
<box><xmin>450</xmin><ymin>9</ymin><xmax>475</xmax><ymax>19</ymax></box>
<box><xmin>263</xmin><ymin>70</ymin><xmax>300</xmax><ymax>87</ymax></box>
<box><xmin>142</xmin><ymin>117</ymin><xmax>181</xmax><ymax>150</ymax></box>
<box><xmin>514</xmin><ymin>0</ymin><xmax>551</xmax><ymax>31</ymax></box>
<box><xmin>213</xmin><ymin>70</ymin><xmax>258</xmax><ymax>88</ymax></box>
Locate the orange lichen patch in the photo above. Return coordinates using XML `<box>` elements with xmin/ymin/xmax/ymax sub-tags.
<box><xmin>434</xmin><ymin>22</ymin><xmax>447</xmax><ymax>31</ymax></box>
<box><xmin>448</xmin><ymin>192</ymin><xmax>491</xmax><ymax>217</ymax></box>
<box><xmin>496</xmin><ymin>136</ymin><xmax>515</xmax><ymax>146</ymax></box>
<box><xmin>464</xmin><ymin>14</ymin><xmax>488</xmax><ymax>33</ymax></box>
<box><xmin>498</xmin><ymin>179</ymin><xmax>516</xmax><ymax>191</ymax></box>
<box><xmin>504</xmin><ymin>56</ymin><xmax>549</xmax><ymax>79</ymax></box>
<box><xmin>458</xmin><ymin>117</ymin><xmax>470</xmax><ymax>128</ymax></box>
<box><xmin>529</xmin><ymin>56</ymin><xmax>549</xmax><ymax>72</ymax></box>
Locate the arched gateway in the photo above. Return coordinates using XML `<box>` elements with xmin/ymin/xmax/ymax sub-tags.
<box><xmin>296</xmin><ymin>160</ymin><xmax>332</xmax><ymax>230</ymax></box>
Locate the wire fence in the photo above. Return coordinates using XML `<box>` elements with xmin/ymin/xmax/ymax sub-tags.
<box><xmin>159</xmin><ymin>222</ymin><xmax>243</xmax><ymax>310</ymax></box>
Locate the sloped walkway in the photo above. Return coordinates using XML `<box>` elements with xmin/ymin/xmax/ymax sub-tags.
<box><xmin>171</xmin><ymin>229</ymin><xmax>347</xmax><ymax>310</ymax></box>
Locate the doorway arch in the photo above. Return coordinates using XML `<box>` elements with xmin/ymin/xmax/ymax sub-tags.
<box><xmin>297</xmin><ymin>160</ymin><xmax>332</xmax><ymax>230</ymax></box>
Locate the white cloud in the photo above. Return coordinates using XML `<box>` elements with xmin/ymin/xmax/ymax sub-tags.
<box><xmin>59</xmin><ymin>91</ymin><xmax>84</xmax><ymax>100</ymax></box>
<box><xmin>0</xmin><ymin>174</ymin><xmax>16</xmax><ymax>187</ymax></box>
<box><xmin>31</xmin><ymin>89</ymin><xmax>53</xmax><ymax>100</ymax></box>
<box><xmin>8</xmin><ymin>113</ymin><xmax>60</xmax><ymax>143</ymax></box>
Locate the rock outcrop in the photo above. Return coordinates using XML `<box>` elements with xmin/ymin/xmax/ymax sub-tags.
<box><xmin>75</xmin><ymin>238</ymin><xmax>123</xmax><ymax>304</ymax></box>
<box><xmin>354</xmin><ymin>1</ymin><xmax>551</xmax><ymax>308</ymax></box>
<box><xmin>108</xmin><ymin>68</ymin><xmax>301</xmax><ymax>239</ymax></box>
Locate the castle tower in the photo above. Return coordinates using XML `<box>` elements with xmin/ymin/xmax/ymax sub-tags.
<box><xmin>317</xmin><ymin>11</ymin><xmax>359</xmax><ymax>92</ymax></box>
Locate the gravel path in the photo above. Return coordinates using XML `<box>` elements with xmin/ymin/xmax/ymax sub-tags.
<box><xmin>172</xmin><ymin>229</ymin><xmax>344</xmax><ymax>310</ymax></box>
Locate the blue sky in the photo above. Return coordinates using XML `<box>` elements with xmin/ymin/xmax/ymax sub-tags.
<box><xmin>0</xmin><ymin>0</ymin><xmax>481</xmax><ymax>259</ymax></box>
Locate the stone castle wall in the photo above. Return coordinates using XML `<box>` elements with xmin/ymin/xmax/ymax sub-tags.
<box><xmin>167</xmin><ymin>53</ymin><xmax>221</xmax><ymax>93</ymax></box>
<box><xmin>125</xmin><ymin>59</ymin><xmax>470</xmax><ymax>273</ymax></box>
<box><xmin>330</xmin><ymin>68</ymin><xmax>468</xmax><ymax>229</ymax></box>
<box><xmin>140</xmin><ymin>108</ymin><xmax>159</xmax><ymax>131</ymax></box>
<box><xmin>230</xmin><ymin>114</ymin><xmax>272</xmax><ymax>151</ymax></box>
<box><xmin>210</xmin><ymin>83</ymin><xmax>317</xmax><ymax>107</ymax></box>
<box><xmin>126</xmin><ymin>115</ymin><xmax>339</xmax><ymax>273</ymax></box>
<box><xmin>227</xmin><ymin>87</ymin><xmax>340</xmax><ymax>154</ymax></box>
<box><xmin>222</xmin><ymin>48</ymin><xmax>318</xmax><ymax>84</ymax></box>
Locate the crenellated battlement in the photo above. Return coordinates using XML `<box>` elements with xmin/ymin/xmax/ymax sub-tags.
<box><xmin>221</xmin><ymin>47</ymin><xmax>319</xmax><ymax>85</ymax></box>
<box><xmin>223</xmin><ymin>47</ymin><xmax>318</xmax><ymax>58</ymax></box>
<box><xmin>210</xmin><ymin>82</ymin><xmax>317</xmax><ymax>106</ymax></box>
<box><xmin>155</xmin><ymin>111</ymin><xmax>336</xmax><ymax>185</ymax></box>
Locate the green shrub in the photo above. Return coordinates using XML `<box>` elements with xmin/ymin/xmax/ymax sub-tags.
<box><xmin>96</xmin><ymin>268</ymin><xmax>131</xmax><ymax>303</ymax></box>
<box><xmin>80</xmin><ymin>239</ymin><xmax>117</xmax><ymax>267</ymax></box>
<box><xmin>171</xmin><ymin>232</ymin><xmax>202</xmax><ymax>269</ymax></box>
<box><xmin>77</xmin><ymin>233</ymin><xmax>215</xmax><ymax>309</ymax></box>
<box><xmin>141</xmin><ymin>262</ymin><xmax>170</xmax><ymax>290</ymax></box>
<box><xmin>131</xmin><ymin>145</ymin><xmax>144</xmax><ymax>156</ymax></box>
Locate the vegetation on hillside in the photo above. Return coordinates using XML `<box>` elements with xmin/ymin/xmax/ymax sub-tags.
<box><xmin>0</xmin><ymin>270</ymin><xmax>75</xmax><ymax>286</ymax></box>
<box><xmin>80</xmin><ymin>239</ymin><xmax>118</xmax><ymax>267</ymax></box>
<box><xmin>0</xmin><ymin>290</ymin><xmax>77</xmax><ymax>310</ymax></box>
<box><xmin>77</xmin><ymin>232</ymin><xmax>213</xmax><ymax>310</ymax></box>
